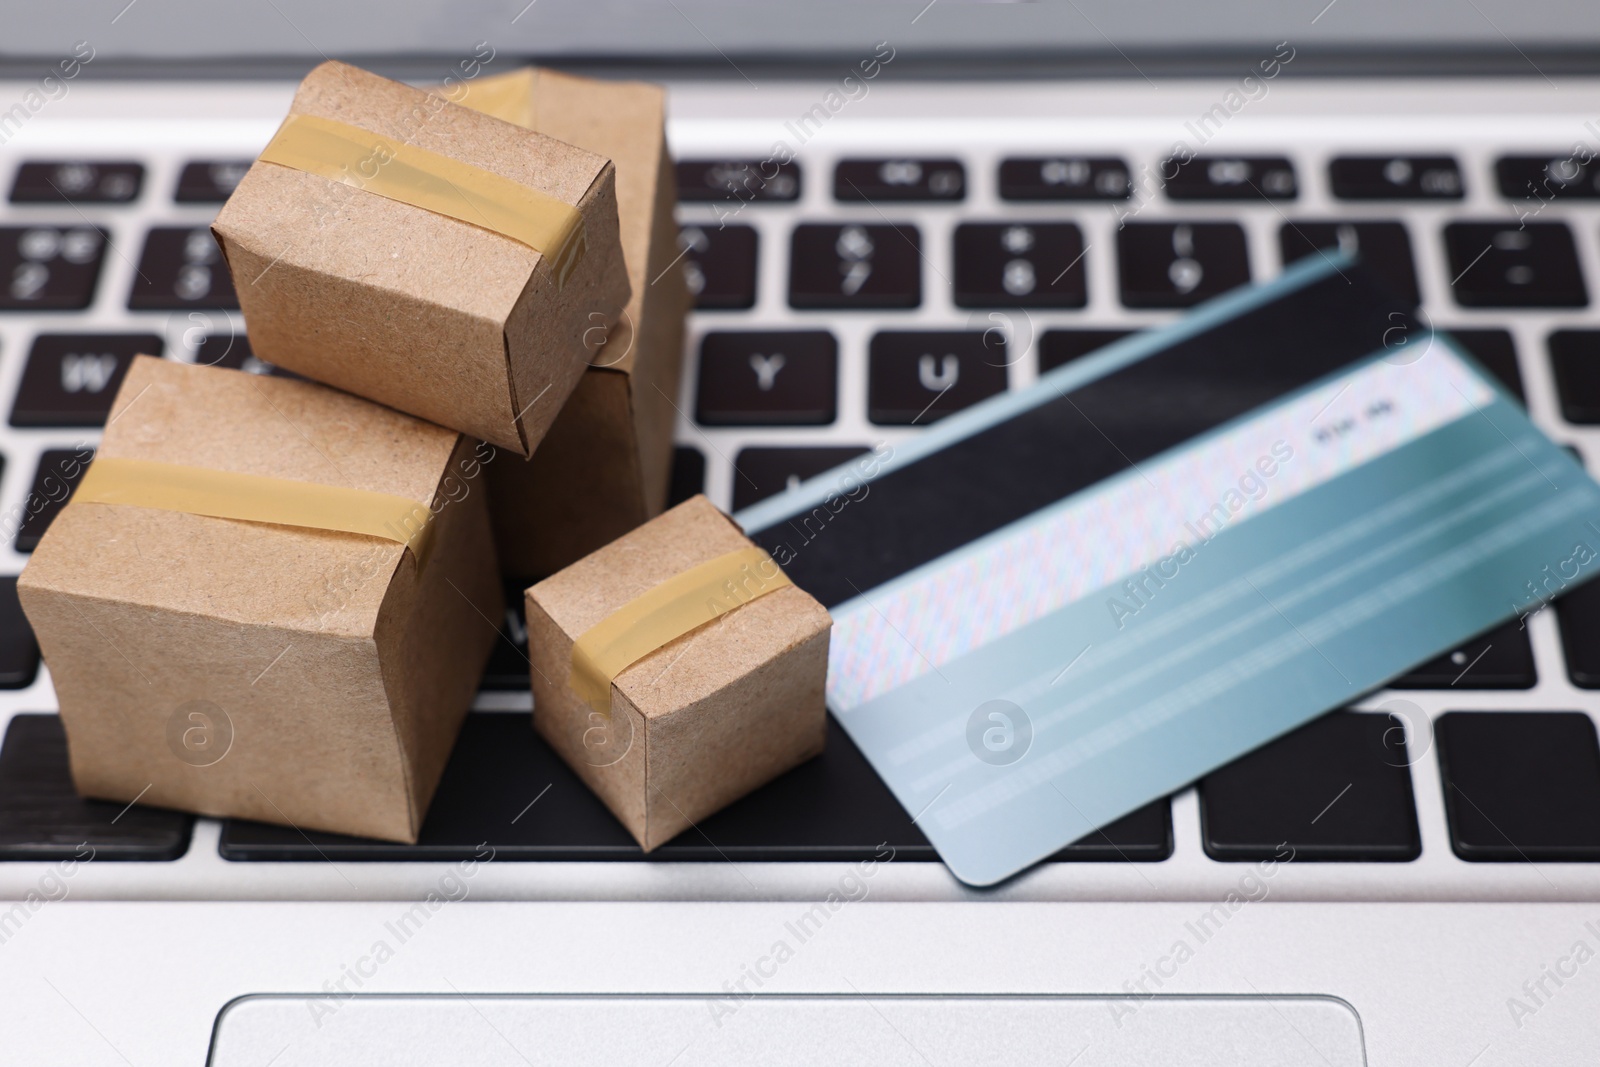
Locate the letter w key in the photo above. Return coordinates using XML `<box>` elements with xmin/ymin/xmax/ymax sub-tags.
<box><xmin>11</xmin><ymin>333</ymin><xmax>154</xmax><ymax>428</ymax></box>
<box><xmin>61</xmin><ymin>352</ymin><xmax>119</xmax><ymax>393</ymax></box>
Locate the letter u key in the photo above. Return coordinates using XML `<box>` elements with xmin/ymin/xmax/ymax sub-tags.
<box><xmin>918</xmin><ymin>354</ymin><xmax>959</xmax><ymax>392</ymax></box>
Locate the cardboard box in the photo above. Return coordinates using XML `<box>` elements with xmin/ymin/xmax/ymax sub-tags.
<box><xmin>17</xmin><ymin>356</ymin><xmax>502</xmax><ymax>843</ymax></box>
<box><xmin>525</xmin><ymin>495</ymin><xmax>830</xmax><ymax>850</ymax></box>
<box><xmin>213</xmin><ymin>60</ymin><xmax>631</xmax><ymax>456</ymax></box>
<box><xmin>452</xmin><ymin>68</ymin><xmax>689</xmax><ymax>577</ymax></box>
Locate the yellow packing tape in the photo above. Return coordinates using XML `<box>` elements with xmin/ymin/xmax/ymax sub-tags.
<box><xmin>73</xmin><ymin>457</ymin><xmax>436</xmax><ymax>565</ymax></box>
<box><xmin>258</xmin><ymin>111</ymin><xmax>586</xmax><ymax>287</ymax></box>
<box><xmin>570</xmin><ymin>546</ymin><xmax>793</xmax><ymax>714</ymax></box>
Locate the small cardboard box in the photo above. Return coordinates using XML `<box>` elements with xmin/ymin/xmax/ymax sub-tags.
<box><xmin>17</xmin><ymin>356</ymin><xmax>502</xmax><ymax>843</ymax></box>
<box><xmin>454</xmin><ymin>68</ymin><xmax>689</xmax><ymax>576</ymax></box>
<box><xmin>213</xmin><ymin>60</ymin><xmax>631</xmax><ymax>456</ymax></box>
<box><xmin>525</xmin><ymin>495</ymin><xmax>830</xmax><ymax>850</ymax></box>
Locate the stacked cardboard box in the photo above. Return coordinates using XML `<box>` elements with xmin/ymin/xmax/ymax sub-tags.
<box><xmin>450</xmin><ymin>68</ymin><xmax>690</xmax><ymax>578</ymax></box>
<box><xmin>19</xmin><ymin>356</ymin><xmax>503</xmax><ymax>842</ymax></box>
<box><xmin>214</xmin><ymin>61</ymin><xmax>631</xmax><ymax>456</ymax></box>
<box><xmin>18</xmin><ymin>61</ymin><xmax>828</xmax><ymax>849</ymax></box>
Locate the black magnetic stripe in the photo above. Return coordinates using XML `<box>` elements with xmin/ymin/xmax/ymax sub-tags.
<box><xmin>748</xmin><ymin>263</ymin><xmax>1414</xmax><ymax>607</ymax></box>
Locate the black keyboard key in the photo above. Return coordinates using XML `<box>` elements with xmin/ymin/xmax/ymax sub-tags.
<box><xmin>192</xmin><ymin>333</ymin><xmax>297</xmax><ymax>378</ymax></box>
<box><xmin>220</xmin><ymin>714</ymin><xmax>923</xmax><ymax>862</ymax></box>
<box><xmin>1164</xmin><ymin>155</ymin><xmax>1296</xmax><ymax>200</ymax></box>
<box><xmin>174</xmin><ymin>160</ymin><xmax>252</xmax><ymax>203</ymax></box>
<box><xmin>0</xmin><ymin>227</ymin><xmax>107</xmax><ymax>311</ymax></box>
<box><xmin>126</xmin><ymin>227</ymin><xmax>238</xmax><ymax>310</ymax></box>
<box><xmin>1200</xmin><ymin>710</ymin><xmax>1421</xmax><ymax>861</ymax></box>
<box><xmin>1556</xmin><ymin>577</ymin><xmax>1600</xmax><ymax>688</ymax></box>
<box><xmin>15</xmin><ymin>448</ymin><xmax>93</xmax><ymax>553</ymax></box>
<box><xmin>1118</xmin><ymin>222</ymin><xmax>1250</xmax><ymax>308</ymax></box>
<box><xmin>1443</xmin><ymin>222</ymin><xmax>1587</xmax><ymax>308</ymax></box>
<box><xmin>1329</xmin><ymin>155</ymin><xmax>1464</xmax><ymax>200</ymax></box>
<box><xmin>732</xmin><ymin>446</ymin><xmax>870</xmax><ymax>511</ymax></box>
<box><xmin>1062</xmin><ymin>799</ymin><xmax>1173</xmax><ymax>861</ymax></box>
<box><xmin>696</xmin><ymin>331</ymin><xmax>837</xmax><ymax>426</ymax></box>
<box><xmin>10</xmin><ymin>161</ymin><xmax>142</xmax><ymax>204</ymax></box>
<box><xmin>789</xmin><ymin>223</ymin><xmax>921</xmax><ymax>309</ymax></box>
<box><xmin>0</xmin><ymin>714</ymin><xmax>193</xmax><ymax>860</ymax></box>
<box><xmin>1549</xmin><ymin>330</ymin><xmax>1600</xmax><ymax>424</ymax></box>
<box><xmin>1496</xmin><ymin>155</ymin><xmax>1600</xmax><ymax>201</ymax></box>
<box><xmin>219</xmin><ymin>712</ymin><xmax>1168</xmax><ymax>862</ymax></box>
<box><xmin>1389</xmin><ymin>620</ymin><xmax>1535</xmax><ymax>690</ymax></box>
<box><xmin>868</xmin><ymin>331</ymin><xmax>1007</xmax><ymax>425</ymax></box>
<box><xmin>835</xmin><ymin>158</ymin><xmax>964</xmax><ymax>202</ymax></box>
<box><xmin>998</xmin><ymin>156</ymin><xmax>1130</xmax><ymax>200</ymax></box>
<box><xmin>10</xmin><ymin>334</ymin><xmax>155</xmax><ymax>429</ymax></box>
<box><xmin>676</xmin><ymin>159</ymin><xmax>800</xmax><ymax>204</ymax></box>
<box><xmin>953</xmin><ymin>222</ymin><xmax>1087</xmax><ymax>308</ymax></box>
<box><xmin>1436</xmin><ymin>711</ymin><xmax>1600</xmax><ymax>861</ymax></box>
<box><xmin>480</xmin><ymin>584</ymin><xmax>532</xmax><ymax>690</ymax></box>
<box><xmin>1038</xmin><ymin>329</ymin><xmax>1134</xmax><ymax>374</ymax></box>
<box><xmin>667</xmin><ymin>446</ymin><xmax>705</xmax><ymax>508</ymax></box>
<box><xmin>0</xmin><ymin>579</ymin><xmax>40</xmax><ymax>689</ymax></box>
<box><xmin>1279</xmin><ymin>221</ymin><xmax>1418</xmax><ymax>304</ymax></box>
<box><xmin>669</xmin><ymin>716</ymin><xmax>935</xmax><ymax>861</ymax></box>
<box><xmin>679</xmin><ymin>224</ymin><xmax>758</xmax><ymax>310</ymax></box>
<box><xmin>1448</xmin><ymin>329</ymin><xmax>1525</xmax><ymax>403</ymax></box>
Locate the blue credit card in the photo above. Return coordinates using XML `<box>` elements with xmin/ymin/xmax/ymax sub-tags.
<box><xmin>736</xmin><ymin>255</ymin><xmax>1600</xmax><ymax>887</ymax></box>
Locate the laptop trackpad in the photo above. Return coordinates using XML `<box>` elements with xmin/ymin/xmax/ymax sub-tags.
<box><xmin>210</xmin><ymin>994</ymin><xmax>1366</xmax><ymax>1064</ymax></box>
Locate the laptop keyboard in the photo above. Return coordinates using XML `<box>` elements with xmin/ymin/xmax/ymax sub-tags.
<box><xmin>0</xmin><ymin>81</ymin><xmax>1597</xmax><ymax>896</ymax></box>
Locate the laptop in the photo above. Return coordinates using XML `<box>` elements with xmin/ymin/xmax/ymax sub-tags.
<box><xmin>2</xmin><ymin>3</ymin><xmax>1599</xmax><ymax>1062</ymax></box>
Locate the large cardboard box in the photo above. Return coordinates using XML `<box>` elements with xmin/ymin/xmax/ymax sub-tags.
<box><xmin>525</xmin><ymin>495</ymin><xmax>830</xmax><ymax>850</ymax></box>
<box><xmin>213</xmin><ymin>61</ymin><xmax>631</xmax><ymax>456</ymax></box>
<box><xmin>17</xmin><ymin>356</ymin><xmax>502</xmax><ymax>843</ymax></box>
<box><xmin>454</xmin><ymin>68</ymin><xmax>689</xmax><ymax>576</ymax></box>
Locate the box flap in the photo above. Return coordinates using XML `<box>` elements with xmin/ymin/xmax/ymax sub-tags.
<box><xmin>20</xmin><ymin>357</ymin><xmax>461</xmax><ymax>637</ymax></box>
<box><xmin>528</xmin><ymin>494</ymin><xmax>831</xmax><ymax>715</ymax></box>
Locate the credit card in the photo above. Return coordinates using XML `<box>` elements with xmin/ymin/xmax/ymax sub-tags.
<box><xmin>737</xmin><ymin>255</ymin><xmax>1600</xmax><ymax>887</ymax></box>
